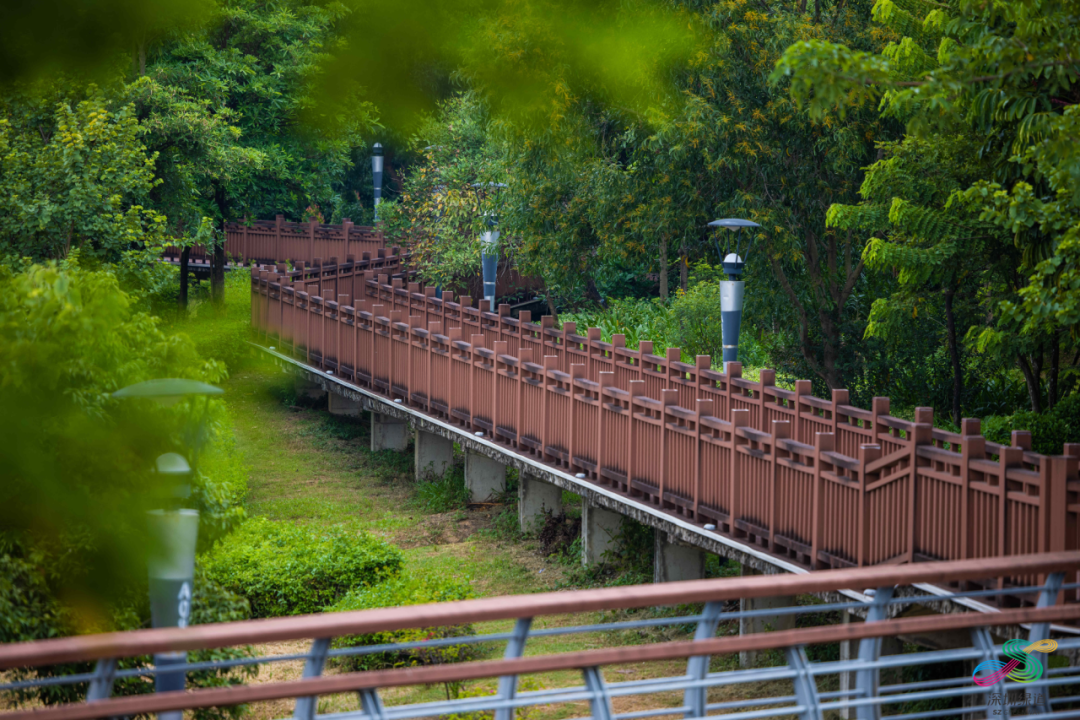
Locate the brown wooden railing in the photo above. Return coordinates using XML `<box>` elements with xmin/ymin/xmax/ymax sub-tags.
<box><xmin>163</xmin><ymin>216</ymin><xmax>385</xmax><ymax>266</ymax></box>
<box><xmin>251</xmin><ymin>261</ymin><xmax>1080</xmax><ymax>581</ymax></box>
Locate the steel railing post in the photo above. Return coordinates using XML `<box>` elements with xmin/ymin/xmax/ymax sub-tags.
<box><xmin>293</xmin><ymin>637</ymin><xmax>331</xmax><ymax>720</ymax></box>
<box><xmin>495</xmin><ymin>617</ymin><xmax>533</xmax><ymax>720</ymax></box>
<box><xmin>854</xmin><ymin>585</ymin><xmax>894</xmax><ymax>720</ymax></box>
<box><xmin>972</xmin><ymin>626</ymin><xmax>1010</xmax><ymax>719</ymax></box>
<box><xmin>85</xmin><ymin>658</ymin><xmax>117</xmax><ymax>702</ymax></box>
<box><xmin>787</xmin><ymin>645</ymin><xmax>822</xmax><ymax>720</ymax></box>
<box><xmin>359</xmin><ymin>688</ymin><xmax>386</xmax><ymax>720</ymax></box>
<box><xmin>684</xmin><ymin>601</ymin><xmax>723</xmax><ymax>718</ymax></box>
<box><xmin>583</xmin><ymin>667</ymin><xmax>613</xmax><ymax>720</ymax></box>
<box><xmin>1028</xmin><ymin>571</ymin><xmax>1064</xmax><ymax>715</ymax></box>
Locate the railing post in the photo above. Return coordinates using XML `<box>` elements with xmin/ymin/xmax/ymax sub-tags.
<box><xmin>516</xmin><ymin>348</ymin><xmax>533</xmax><ymax>449</ymax></box>
<box><xmin>471</xmin><ymin>334</ymin><xmax>486</xmax><ymax>434</ymax></box>
<box><xmin>811</xmin><ymin>432</ymin><xmax>835</xmax><ymax>568</ymax></box>
<box><xmin>787</xmin><ymin>645</ymin><xmax>822</xmax><ymax>720</ymax></box>
<box><xmin>628</xmin><ymin>380</ymin><xmax>645</xmax><ymax>490</ymax></box>
<box><xmin>583</xmin><ymin>667</ymin><xmax>612</xmax><ymax>720</ymax></box>
<box><xmin>542</xmin><ymin>356</ymin><xmax>558</xmax><ymax>461</ymax></box>
<box><xmin>494</xmin><ymin>617</ymin><xmax>533</xmax><ymax>720</ymax></box>
<box><xmin>293</xmin><ymin>637</ymin><xmax>331</xmax><ymax>720</ymax></box>
<box><xmin>694</xmin><ymin>399</ymin><xmax>715</xmax><ymax>520</ymax></box>
<box><xmin>683</xmin><ymin>601</ymin><xmax>722</xmax><ymax>718</ymax></box>
<box><xmin>999</xmin><ymin>445</ymin><xmax>1024</xmax><ymax>572</ymax></box>
<box><xmin>907</xmin><ymin>412</ymin><xmax>933</xmax><ymax>562</ymax></box>
<box><xmin>854</xmin><ymin>586</ymin><xmax>894</xmax><ymax>720</ymax></box>
<box><xmin>659</xmin><ymin>388</ymin><xmax>678</xmax><ymax>506</ymax></box>
<box><xmin>569</xmin><ymin>363</ymin><xmax>586</xmax><ymax>473</ymax></box>
<box><xmin>597</xmin><ymin>371</ymin><xmax>614</xmax><ymax>483</ymax></box>
<box><xmin>793</xmin><ymin>379</ymin><xmax>812</xmax><ymax>444</ymax></box>
<box><xmin>831</xmin><ymin>388</ymin><xmax>850</xmax><ymax>446</ymax></box>
<box><xmin>769</xmin><ymin>420</ymin><xmax>791</xmax><ymax>550</ymax></box>
<box><xmin>494</xmin><ymin>340</ymin><xmax>508</xmax><ymax>439</ymax></box>
<box><xmin>729</xmin><ymin>408</ymin><xmax>750</xmax><ymax>537</ymax></box>
<box><xmin>86</xmin><ymin>658</ymin><xmax>117</xmax><ymax>702</ymax></box>
<box><xmin>858</xmin><ymin>443</ymin><xmax>881</xmax><ymax>566</ymax></box>
<box><xmin>960</xmin><ymin>420</ymin><xmax>983</xmax><ymax>563</ymax></box>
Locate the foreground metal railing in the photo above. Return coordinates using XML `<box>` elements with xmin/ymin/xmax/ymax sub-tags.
<box><xmin>3</xmin><ymin>554</ymin><xmax>1080</xmax><ymax>720</ymax></box>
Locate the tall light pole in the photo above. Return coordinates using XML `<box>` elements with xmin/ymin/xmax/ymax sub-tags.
<box><xmin>471</xmin><ymin>182</ymin><xmax>507</xmax><ymax>309</ymax></box>
<box><xmin>372</xmin><ymin>143</ymin><xmax>384</xmax><ymax>223</ymax></box>
<box><xmin>112</xmin><ymin>378</ymin><xmax>223</xmax><ymax>720</ymax></box>
<box><xmin>707</xmin><ymin>218</ymin><xmax>760</xmax><ymax>368</ymax></box>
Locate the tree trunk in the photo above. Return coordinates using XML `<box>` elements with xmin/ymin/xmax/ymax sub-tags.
<box><xmin>179</xmin><ymin>247</ymin><xmax>190</xmax><ymax>309</ymax></box>
<box><xmin>545</xmin><ymin>294</ymin><xmax>559</xmax><ymax>325</ymax></box>
<box><xmin>211</xmin><ymin>240</ymin><xmax>226</xmax><ymax>306</ymax></box>
<box><xmin>1018</xmin><ymin>354</ymin><xmax>1042</xmax><ymax>413</ymax></box>
<box><xmin>659</xmin><ymin>235</ymin><xmax>669</xmax><ymax>300</ymax></box>
<box><xmin>944</xmin><ymin>288</ymin><xmax>963</xmax><ymax>427</ymax></box>
<box><xmin>679</xmin><ymin>246</ymin><xmax>688</xmax><ymax>293</ymax></box>
<box><xmin>1050</xmin><ymin>332</ymin><xmax>1060</xmax><ymax>409</ymax></box>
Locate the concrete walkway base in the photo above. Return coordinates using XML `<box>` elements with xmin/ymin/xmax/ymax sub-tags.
<box><xmin>295</xmin><ymin>376</ymin><xmax>327</xmax><ymax>403</ymax></box>
<box><xmin>415</xmin><ymin>430</ymin><xmax>453</xmax><ymax>480</ymax></box>
<box><xmin>653</xmin><ymin>530</ymin><xmax>705</xmax><ymax>583</ymax></box>
<box><xmin>739</xmin><ymin>565</ymin><xmax>796</xmax><ymax>667</ymax></box>
<box><xmin>519</xmin><ymin>474</ymin><xmax>562</xmax><ymax>533</ymax></box>
<box><xmin>582</xmin><ymin>502</ymin><xmax>621</xmax><ymax>566</ymax></box>
<box><xmin>465</xmin><ymin>452</ymin><xmax>506</xmax><ymax>501</ymax></box>
<box><xmin>371</xmin><ymin>413</ymin><xmax>409</xmax><ymax>452</ymax></box>
<box><xmin>328</xmin><ymin>392</ymin><xmax>362</xmax><ymax>417</ymax></box>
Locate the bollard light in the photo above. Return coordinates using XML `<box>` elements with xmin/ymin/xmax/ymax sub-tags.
<box><xmin>471</xmin><ymin>182</ymin><xmax>508</xmax><ymax>309</ymax></box>
<box><xmin>372</xmin><ymin>143</ymin><xmax>384</xmax><ymax>223</ymax></box>
<box><xmin>113</xmin><ymin>379</ymin><xmax>222</xmax><ymax>720</ymax></box>
<box><xmin>707</xmin><ymin>218</ymin><xmax>760</xmax><ymax>367</ymax></box>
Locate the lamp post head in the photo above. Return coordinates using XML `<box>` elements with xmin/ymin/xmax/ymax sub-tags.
<box><xmin>708</xmin><ymin>218</ymin><xmax>760</xmax><ymax>280</ymax></box>
<box><xmin>373</xmin><ymin>142</ymin><xmax>383</xmax><ymax>157</ymax></box>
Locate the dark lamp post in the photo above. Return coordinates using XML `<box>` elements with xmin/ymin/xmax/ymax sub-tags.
<box><xmin>471</xmin><ymin>182</ymin><xmax>508</xmax><ymax>309</ymax></box>
<box><xmin>372</xmin><ymin>143</ymin><xmax>384</xmax><ymax>223</ymax></box>
<box><xmin>707</xmin><ymin>218</ymin><xmax>761</xmax><ymax>367</ymax></box>
<box><xmin>113</xmin><ymin>379</ymin><xmax>222</xmax><ymax>720</ymax></box>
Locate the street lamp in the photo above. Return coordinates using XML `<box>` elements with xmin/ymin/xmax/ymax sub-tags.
<box><xmin>707</xmin><ymin>218</ymin><xmax>760</xmax><ymax>367</ymax></box>
<box><xmin>112</xmin><ymin>378</ymin><xmax>223</xmax><ymax>720</ymax></box>
<box><xmin>471</xmin><ymin>182</ymin><xmax>507</xmax><ymax>309</ymax></box>
<box><xmin>372</xmin><ymin>143</ymin><xmax>384</xmax><ymax>223</ymax></box>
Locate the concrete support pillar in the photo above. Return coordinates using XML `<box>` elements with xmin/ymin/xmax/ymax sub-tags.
<box><xmin>518</xmin><ymin>474</ymin><xmax>562</xmax><ymax>533</ymax></box>
<box><xmin>465</xmin><ymin>452</ymin><xmax>506</xmax><ymax>501</ymax></box>
<box><xmin>653</xmin><ymin>530</ymin><xmax>705</xmax><ymax>583</ymax></box>
<box><xmin>738</xmin><ymin>565</ymin><xmax>796</xmax><ymax>667</ymax></box>
<box><xmin>328</xmin><ymin>392</ymin><xmax>362</xmax><ymax>417</ymax></box>
<box><xmin>371</xmin><ymin>413</ymin><xmax>409</xmax><ymax>452</ymax></box>
<box><xmin>294</xmin><ymin>375</ymin><xmax>326</xmax><ymax>402</ymax></box>
<box><xmin>581</xmin><ymin>501</ymin><xmax>621</xmax><ymax>566</ymax></box>
<box><xmin>415</xmin><ymin>430</ymin><xmax>454</xmax><ymax>480</ymax></box>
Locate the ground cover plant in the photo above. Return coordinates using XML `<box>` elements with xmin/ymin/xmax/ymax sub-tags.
<box><xmin>202</xmin><ymin>516</ymin><xmax>403</xmax><ymax>618</ymax></box>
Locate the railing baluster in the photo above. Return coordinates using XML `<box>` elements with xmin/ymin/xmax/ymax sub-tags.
<box><xmin>683</xmin><ymin>601</ymin><xmax>722</xmax><ymax>719</ymax></box>
<box><xmin>495</xmin><ymin>617</ymin><xmax>533</xmax><ymax>720</ymax></box>
<box><xmin>358</xmin><ymin>688</ymin><xmax>386</xmax><ymax>720</ymax></box>
<box><xmin>972</xmin><ymin>626</ymin><xmax>1011</xmax><ymax>720</ymax></box>
<box><xmin>293</xmin><ymin>637</ymin><xmax>331</xmax><ymax>720</ymax></box>
<box><xmin>1028</xmin><ymin>571</ymin><xmax>1064</xmax><ymax>716</ymax></box>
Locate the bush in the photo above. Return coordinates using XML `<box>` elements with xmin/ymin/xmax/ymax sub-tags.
<box><xmin>412</xmin><ymin>465</ymin><xmax>470</xmax><ymax>513</ymax></box>
<box><xmin>326</xmin><ymin>573</ymin><xmax>477</xmax><ymax>671</ymax></box>
<box><xmin>983</xmin><ymin>394</ymin><xmax>1080</xmax><ymax>455</ymax></box>
<box><xmin>202</xmin><ymin>517</ymin><xmax>403</xmax><ymax>617</ymax></box>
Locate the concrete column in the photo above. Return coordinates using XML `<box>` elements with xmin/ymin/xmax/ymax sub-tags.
<box><xmin>653</xmin><ymin>530</ymin><xmax>705</xmax><ymax>583</ymax></box>
<box><xmin>371</xmin><ymin>412</ymin><xmax>409</xmax><ymax>452</ymax></box>
<box><xmin>581</xmin><ymin>501</ymin><xmax>622</xmax><ymax>566</ymax></box>
<box><xmin>294</xmin><ymin>375</ymin><xmax>326</xmax><ymax>402</ymax></box>
<box><xmin>518</xmin><ymin>474</ymin><xmax>562</xmax><ymax>533</ymax></box>
<box><xmin>465</xmin><ymin>452</ymin><xmax>506</xmax><ymax>501</ymax></box>
<box><xmin>415</xmin><ymin>430</ymin><xmax>453</xmax><ymax>480</ymax></box>
<box><xmin>738</xmin><ymin>565</ymin><xmax>796</xmax><ymax>667</ymax></box>
<box><xmin>328</xmin><ymin>392</ymin><xmax>362</xmax><ymax>417</ymax></box>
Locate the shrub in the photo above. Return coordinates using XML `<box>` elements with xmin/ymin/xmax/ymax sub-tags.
<box><xmin>983</xmin><ymin>394</ymin><xmax>1080</xmax><ymax>455</ymax></box>
<box><xmin>202</xmin><ymin>517</ymin><xmax>403</xmax><ymax>617</ymax></box>
<box><xmin>326</xmin><ymin>573</ymin><xmax>477</xmax><ymax>671</ymax></box>
<box><xmin>412</xmin><ymin>465</ymin><xmax>470</xmax><ymax>513</ymax></box>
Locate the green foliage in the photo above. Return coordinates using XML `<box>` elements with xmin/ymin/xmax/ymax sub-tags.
<box><xmin>412</xmin><ymin>465</ymin><xmax>471</xmax><ymax>514</ymax></box>
<box><xmin>326</xmin><ymin>573</ymin><xmax>477</xmax><ymax>671</ymax></box>
<box><xmin>201</xmin><ymin>517</ymin><xmax>403</xmax><ymax>617</ymax></box>
<box><xmin>561</xmin><ymin>297</ymin><xmax>677</xmax><ymax>353</ymax></box>
<box><xmin>983</xmin><ymin>395</ymin><xmax>1080</xmax><ymax>456</ymax></box>
<box><xmin>0</xmin><ymin>88</ymin><xmax>168</xmax><ymax>262</ymax></box>
<box><xmin>0</xmin><ymin>262</ymin><xmax>238</xmax><ymax>614</ymax></box>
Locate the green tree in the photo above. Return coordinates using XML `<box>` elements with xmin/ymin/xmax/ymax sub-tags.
<box><xmin>774</xmin><ymin>0</ymin><xmax>1080</xmax><ymax>410</ymax></box>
